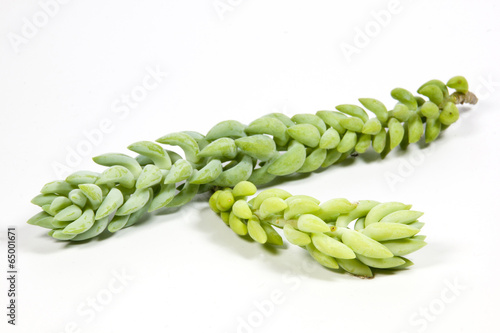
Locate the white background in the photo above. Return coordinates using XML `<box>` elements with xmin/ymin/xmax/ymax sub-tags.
<box><xmin>1</xmin><ymin>0</ymin><xmax>499</xmax><ymax>332</ymax></box>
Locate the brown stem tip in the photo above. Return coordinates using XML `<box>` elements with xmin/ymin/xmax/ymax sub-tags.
<box><xmin>451</xmin><ymin>91</ymin><xmax>478</xmax><ymax>105</ymax></box>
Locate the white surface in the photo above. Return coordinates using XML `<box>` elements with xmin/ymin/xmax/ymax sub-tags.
<box><xmin>1</xmin><ymin>0</ymin><xmax>499</xmax><ymax>332</ymax></box>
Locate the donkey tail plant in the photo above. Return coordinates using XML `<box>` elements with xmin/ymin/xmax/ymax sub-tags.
<box><xmin>27</xmin><ymin>76</ymin><xmax>476</xmax><ymax>276</ymax></box>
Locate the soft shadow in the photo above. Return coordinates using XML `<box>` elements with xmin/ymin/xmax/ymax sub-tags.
<box><xmin>358</xmin><ymin>150</ymin><xmax>382</xmax><ymax>163</ymax></box>
<box><xmin>258</xmin><ymin>172</ymin><xmax>312</xmax><ymax>189</ymax></box>
<box><xmin>153</xmin><ymin>206</ymin><xmax>183</xmax><ymax>216</ymax></box>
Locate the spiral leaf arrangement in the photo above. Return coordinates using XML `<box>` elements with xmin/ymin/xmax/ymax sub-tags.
<box><xmin>210</xmin><ymin>181</ymin><xmax>426</xmax><ymax>278</ymax></box>
<box><xmin>28</xmin><ymin>76</ymin><xmax>476</xmax><ymax>249</ymax></box>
